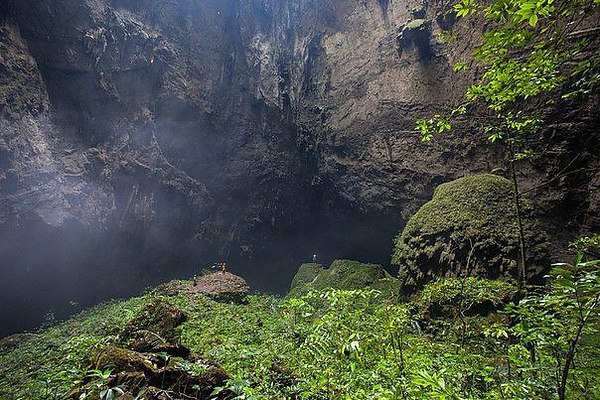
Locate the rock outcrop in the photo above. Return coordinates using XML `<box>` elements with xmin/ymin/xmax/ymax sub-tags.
<box><xmin>288</xmin><ymin>259</ymin><xmax>399</xmax><ymax>298</ymax></box>
<box><xmin>71</xmin><ymin>299</ymin><xmax>231</xmax><ymax>399</ymax></box>
<box><xmin>191</xmin><ymin>271</ymin><xmax>250</xmax><ymax>303</ymax></box>
<box><xmin>392</xmin><ymin>174</ymin><xmax>549</xmax><ymax>292</ymax></box>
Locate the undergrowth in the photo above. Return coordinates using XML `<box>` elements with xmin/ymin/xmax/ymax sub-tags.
<box><xmin>0</xmin><ymin>257</ymin><xmax>598</xmax><ymax>399</ymax></box>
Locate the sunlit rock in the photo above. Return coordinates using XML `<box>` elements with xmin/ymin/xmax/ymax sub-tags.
<box><xmin>191</xmin><ymin>271</ymin><xmax>250</xmax><ymax>303</ymax></box>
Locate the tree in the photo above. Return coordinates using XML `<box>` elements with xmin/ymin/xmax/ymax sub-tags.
<box><xmin>507</xmin><ymin>235</ymin><xmax>600</xmax><ymax>400</ymax></box>
<box><xmin>416</xmin><ymin>0</ymin><xmax>600</xmax><ymax>286</ymax></box>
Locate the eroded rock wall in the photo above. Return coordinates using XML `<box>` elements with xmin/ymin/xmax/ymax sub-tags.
<box><xmin>0</xmin><ymin>0</ymin><xmax>597</xmax><ymax>335</ymax></box>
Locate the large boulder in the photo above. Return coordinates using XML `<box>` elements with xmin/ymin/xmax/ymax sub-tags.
<box><xmin>392</xmin><ymin>174</ymin><xmax>549</xmax><ymax>293</ymax></box>
<box><xmin>191</xmin><ymin>271</ymin><xmax>249</xmax><ymax>303</ymax></box>
<box><xmin>123</xmin><ymin>298</ymin><xmax>187</xmax><ymax>343</ymax></box>
<box><xmin>288</xmin><ymin>259</ymin><xmax>399</xmax><ymax>298</ymax></box>
<box><xmin>83</xmin><ymin>345</ymin><xmax>230</xmax><ymax>400</ymax></box>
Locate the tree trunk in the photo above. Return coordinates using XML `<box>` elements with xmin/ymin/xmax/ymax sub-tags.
<box><xmin>509</xmin><ymin>141</ymin><xmax>528</xmax><ymax>287</ymax></box>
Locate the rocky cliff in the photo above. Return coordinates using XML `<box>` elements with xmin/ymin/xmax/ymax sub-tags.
<box><xmin>0</xmin><ymin>0</ymin><xmax>597</xmax><ymax>335</ymax></box>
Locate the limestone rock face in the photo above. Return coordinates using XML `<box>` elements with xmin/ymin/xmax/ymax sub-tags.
<box><xmin>0</xmin><ymin>0</ymin><xmax>597</xmax><ymax>335</ymax></box>
<box><xmin>392</xmin><ymin>174</ymin><xmax>550</xmax><ymax>292</ymax></box>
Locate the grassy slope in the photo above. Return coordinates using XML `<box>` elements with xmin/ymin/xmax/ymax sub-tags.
<box><xmin>0</xmin><ymin>292</ymin><xmax>295</xmax><ymax>399</ymax></box>
<box><xmin>1</xmin><ymin>285</ymin><xmax>599</xmax><ymax>399</ymax></box>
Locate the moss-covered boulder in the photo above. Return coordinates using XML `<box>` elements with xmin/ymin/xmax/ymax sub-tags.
<box><xmin>123</xmin><ymin>298</ymin><xmax>187</xmax><ymax>343</ymax></box>
<box><xmin>86</xmin><ymin>345</ymin><xmax>230</xmax><ymax>400</ymax></box>
<box><xmin>288</xmin><ymin>259</ymin><xmax>399</xmax><ymax>298</ymax></box>
<box><xmin>289</xmin><ymin>263</ymin><xmax>323</xmax><ymax>291</ymax></box>
<box><xmin>94</xmin><ymin>345</ymin><xmax>157</xmax><ymax>373</ymax></box>
<box><xmin>392</xmin><ymin>174</ymin><xmax>549</xmax><ymax>293</ymax></box>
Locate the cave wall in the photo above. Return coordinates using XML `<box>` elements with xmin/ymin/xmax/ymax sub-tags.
<box><xmin>0</xmin><ymin>0</ymin><xmax>597</xmax><ymax>335</ymax></box>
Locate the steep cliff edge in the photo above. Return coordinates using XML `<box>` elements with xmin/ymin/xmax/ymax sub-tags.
<box><xmin>0</xmin><ymin>0</ymin><xmax>597</xmax><ymax>335</ymax></box>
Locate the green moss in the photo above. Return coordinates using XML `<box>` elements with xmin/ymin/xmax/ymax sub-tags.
<box><xmin>288</xmin><ymin>259</ymin><xmax>400</xmax><ymax>298</ymax></box>
<box><xmin>123</xmin><ymin>298</ymin><xmax>187</xmax><ymax>342</ymax></box>
<box><xmin>392</xmin><ymin>174</ymin><xmax>549</xmax><ymax>291</ymax></box>
<box><xmin>289</xmin><ymin>263</ymin><xmax>323</xmax><ymax>294</ymax></box>
<box><xmin>316</xmin><ymin>260</ymin><xmax>386</xmax><ymax>290</ymax></box>
<box><xmin>94</xmin><ymin>345</ymin><xmax>157</xmax><ymax>372</ymax></box>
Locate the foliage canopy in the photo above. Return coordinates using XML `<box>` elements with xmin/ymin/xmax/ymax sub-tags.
<box><xmin>417</xmin><ymin>0</ymin><xmax>599</xmax><ymax>146</ymax></box>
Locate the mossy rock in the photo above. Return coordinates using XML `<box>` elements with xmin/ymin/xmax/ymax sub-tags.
<box><xmin>94</xmin><ymin>345</ymin><xmax>157</xmax><ymax>373</ymax></box>
<box><xmin>289</xmin><ymin>263</ymin><xmax>324</xmax><ymax>292</ymax></box>
<box><xmin>405</xmin><ymin>18</ymin><xmax>427</xmax><ymax>30</ymax></box>
<box><xmin>392</xmin><ymin>174</ymin><xmax>549</xmax><ymax>293</ymax></box>
<box><xmin>398</xmin><ymin>18</ymin><xmax>432</xmax><ymax>59</ymax></box>
<box><xmin>88</xmin><ymin>345</ymin><xmax>230</xmax><ymax>400</ymax></box>
<box><xmin>288</xmin><ymin>259</ymin><xmax>399</xmax><ymax>298</ymax></box>
<box><xmin>123</xmin><ymin>298</ymin><xmax>187</xmax><ymax>343</ymax></box>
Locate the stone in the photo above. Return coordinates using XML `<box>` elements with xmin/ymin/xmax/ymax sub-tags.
<box><xmin>289</xmin><ymin>263</ymin><xmax>323</xmax><ymax>292</ymax></box>
<box><xmin>123</xmin><ymin>299</ymin><xmax>187</xmax><ymax>343</ymax></box>
<box><xmin>392</xmin><ymin>174</ymin><xmax>550</xmax><ymax>293</ymax></box>
<box><xmin>87</xmin><ymin>345</ymin><xmax>231</xmax><ymax>400</ymax></box>
<box><xmin>94</xmin><ymin>345</ymin><xmax>157</xmax><ymax>373</ymax></box>
<box><xmin>191</xmin><ymin>271</ymin><xmax>250</xmax><ymax>303</ymax></box>
<box><xmin>288</xmin><ymin>259</ymin><xmax>399</xmax><ymax>298</ymax></box>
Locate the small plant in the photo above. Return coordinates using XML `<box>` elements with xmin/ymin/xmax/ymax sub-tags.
<box><xmin>507</xmin><ymin>246</ymin><xmax>600</xmax><ymax>400</ymax></box>
<box><xmin>78</xmin><ymin>369</ymin><xmax>124</xmax><ymax>400</ymax></box>
<box><xmin>175</xmin><ymin>360</ymin><xmax>210</xmax><ymax>377</ymax></box>
<box><xmin>211</xmin><ymin>378</ymin><xmax>258</xmax><ymax>400</ymax></box>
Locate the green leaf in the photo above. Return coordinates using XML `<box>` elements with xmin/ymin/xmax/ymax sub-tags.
<box><xmin>529</xmin><ymin>13</ymin><xmax>538</xmax><ymax>27</ymax></box>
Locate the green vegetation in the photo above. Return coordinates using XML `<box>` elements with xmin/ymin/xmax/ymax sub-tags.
<box><xmin>1</xmin><ymin>239</ymin><xmax>598</xmax><ymax>399</ymax></box>
<box><xmin>0</xmin><ymin>2</ymin><xmax>596</xmax><ymax>399</ymax></box>
<box><xmin>415</xmin><ymin>0</ymin><xmax>600</xmax><ymax>285</ymax></box>
<box><xmin>288</xmin><ymin>259</ymin><xmax>399</xmax><ymax>299</ymax></box>
<box><xmin>392</xmin><ymin>174</ymin><xmax>548</xmax><ymax>291</ymax></box>
<box><xmin>417</xmin><ymin>0</ymin><xmax>600</xmax><ymax>142</ymax></box>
